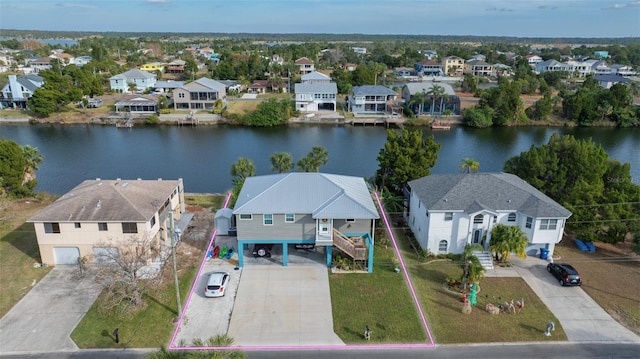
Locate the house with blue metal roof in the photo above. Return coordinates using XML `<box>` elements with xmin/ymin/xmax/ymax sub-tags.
<box><xmin>406</xmin><ymin>173</ymin><xmax>572</xmax><ymax>262</ymax></box>
<box><xmin>232</xmin><ymin>173</ymin><xmax>380</xmax><ymax>272</ymax></box>
<box><xmin>0</xmin><ymin>74</ymin><xmax>44</xmax><ymax>109</ymax></box>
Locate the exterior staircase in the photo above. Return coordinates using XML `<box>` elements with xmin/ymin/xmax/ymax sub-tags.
<box><xmin>473</xmin><ymin>251</ymin><xmax>494</xmax><ymax>270</ymax></box>
<box><xmin>331</xmin><ymin>229</ymin><xmax>367</xmax><ymax>260</ymax></box>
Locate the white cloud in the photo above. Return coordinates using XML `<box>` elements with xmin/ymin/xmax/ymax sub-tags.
<box><xmin>604</xmin><ymin>0</ymin><xmax>640</xmax><ymax>9</ymax></box>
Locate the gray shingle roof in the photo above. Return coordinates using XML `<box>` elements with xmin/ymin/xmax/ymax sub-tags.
<box><xmin>28</xmin><ymin>179</ymin><xmax>182</xmax><ymax>223</ymax></box>
<box><xmin>301</xmin><ymin>71</ymin><xmax>331</xmax><ymax>81</ymax></box>
<box><xmin>294</xmin><ymin>82</ymin><xmax>337</xmax><ymax>94</ymax></box>
<box><xmin>110</xmin><ymin>69</ymin><xmax>156</xmax><ymax>81</ymax></box>
<box><xmin>155</xmin><ymin>80</ymin><xmax>185</xmax><ymax>88</ymax></box>
<box><xmin>17</xmin><ymin>75</ymin><xmax>44</xmax><ymax>93</ymax></box>
<box><xmin>408</xmin><ymin>173</ymin><xmax>571</xmax><ymax>218</ymax></box>
<box><xmin>594</xmin><ymin>74</ymin><xmax>631</xmax><ymax>83</ymax></box>
<box><xmin>233</xmin><ymin>173</ymin><xmax>379</xmax><ymax>219</ymax></box>
<box><xmin>403</xmin><ymin>82</ymin><xmax>457</xmax><ymax>96</ymax></box>
<box><xmin>352</xmin><ymin>85</ymin><xmax>397</xmax><ymax>96</ymax></box>
<box><xmin>187</xmin><ymin>77</ymin><xmax>225</xmax><ymax>91</ymax></box>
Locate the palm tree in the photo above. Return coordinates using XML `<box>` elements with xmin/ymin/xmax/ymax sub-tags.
<box><xmin>22</xmin><ymin>145</ymin><xmax>43</xmax><ymax>185</ymax></box>
<box><xmin>270</xmin><ymin>152</ymin><xmax>293</xmax><ymax>173</ymax></box>
<box><xmin>460</xmin><ymin>244</ymin><xmax>485</xmax><ymax>293</ymax></box>
<box><xmin>298</xmin><ymin>146</ymin><xmax>329</xmax><ymax>172</ymax></box>
<box><xmin>489</xmin><ymin>224</ymin><xmax>528</xmax><ymax>263</ymax></box>
<box><xmin>409</xmin><ymin>91</ymin><xmax>426</xmax><ymax>117</ymax></box>
<box><xmin>458</xmin><ymin>158</ymin><xmax>479</xmax><ymax>173</ymax></box>
<box><xmin>230</xmin><ymin>157</ymin><xmax>255</xmax><ymax>185</ymax></box>
<box><xmin>427</xmin><ymin>84</ymin><xmax>445</xmax><ymax>116</ymax></box>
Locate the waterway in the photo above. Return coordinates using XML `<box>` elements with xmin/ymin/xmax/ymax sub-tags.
<box><xmin>0</xmin><ymin>124</ymin><xmax>637</xmax><ymax>195</ymax></box>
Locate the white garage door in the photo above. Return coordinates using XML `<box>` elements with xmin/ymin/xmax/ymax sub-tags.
<box><xmin>54</xmin><ymin>247</ymin><xmax>80</xmax><ymax>265</ymax></box>
<box><xmin>93</xmin><ymin>247</ymin><xmax>119</xmax><ymax>263</ymax></box>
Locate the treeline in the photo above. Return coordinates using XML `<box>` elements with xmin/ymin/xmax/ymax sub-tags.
<box><xmin>1</xmin><ymin>29</ymin><xmax>638</xmax><ymax>45</ymax></box>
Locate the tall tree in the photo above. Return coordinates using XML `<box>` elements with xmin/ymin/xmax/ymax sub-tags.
<box><xmin>458</xmin><ymin>158</ymin><xmax>479</xmax><ymax>173</ymax></box>
<box><xmin>230</xmin><ymin>157</ymin><xmax>256</xmax><ymax>185</ymax></box>
<box><xmin>297</xmin><ymin>146</ymin><xmax>328</xmax><ymax>172</ymax></box>
<box><xmin>375</xmin><ymin>129</ymin><xmax>441</xmax><ymax>194</ymax></box>
<box><xmin>427</xmin><ymin>84</ymin><xmax>445</xmax><ymax>115</ymax></box>
<box><xmin>21</xmin><ymin>145</ymin><xmax>43</xmax><ymax>186</ymax></box>
<box><xmin>0</xmin><ymin>139</ymin><xmax>28</xmax><ymax>197</ymax></box>
<box><xmin>270</xmin><ymin>152</ymin><xmax>294</xmax><ymax>173</ymax></box>
<box><xmin>409</xmin><ymin>92</ymin><xmax>426</xmax><ymax>117</ymax></box>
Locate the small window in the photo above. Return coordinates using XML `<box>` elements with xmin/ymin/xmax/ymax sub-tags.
<box><xmin>285</xmin><ymin>214</ymin><xmax>295</xmax><ymax>223</ymax></box>
<box><xmin>346</xmin><ymin>218</ymin><xmax>355</xmax><ymax>223</ymax></box>
<box><xmin>525</xmin><ymin>217</ymin><xmax>532</xmax><ymax>229</ymax></box>
<box><xmin>122</xmin><ymin>222</ymin><xmax>138</xmax><ymax>234</ymax></box>
<box><xmin>74</xmin><ymin>222</ymin><xmax>81</xmax><ymax>229</ymax></box>
<box><xmin>508</xmin><ymin>213</ymin><xmax>517</xmax><ymax>222</ymax></box>
<box><xmin>438</xmin><ymin>240</ymin><xmax>448</xmax><ymax>253</ymax></box>
<box><xmin>263</xmin><ymin>214</ymin><xmax>273</xmax><ymax>226</ymax></box>
<box><xmin>540</xmin><ymin>219</ymin><xmax>557</xmax><ymax>230</ymax></box>
<box><xmin>239</xmin><ymin>214</ymin><xmax>252</xmax><ymax>220</ymax></box>
<box><xmin>98</xmin><ymin>222</ymin><xmax>108</xmax><ymax>231</ymax></box>
<box><xmin>473</xmin><ymin>214</ymin><xmax>483</xmax><ymax>224</ymax></box>
<box><xmin>444</xmin><ymin>212</ymin><xmax>453</xmax><ymax>221</ymax></box>
<box><xmin>149</xmin><ymin>216</ymin><xmax>156</xmax><ymax>227</ymax></box>
<box><xmin>44</xmin><ymin>222</ymin><xmax>60</xmax><ymax>234</ymax></box>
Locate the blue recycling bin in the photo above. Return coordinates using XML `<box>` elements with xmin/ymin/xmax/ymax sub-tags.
<box><xmin>540</xmin><ymin>248</ymin><xmax>549</xmax><ymax>260</ymax></box>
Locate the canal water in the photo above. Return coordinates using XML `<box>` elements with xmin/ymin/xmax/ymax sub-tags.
<box><xmin>0</xmin><ymin>124</ymin><xmax>637</xmax><ymax>194</ymax></box>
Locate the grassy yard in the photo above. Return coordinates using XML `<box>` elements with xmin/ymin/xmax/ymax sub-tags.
<box><xmin>184</xmin><ymin>194</ymin><xmax>226</xmax><ymax>209</ymax></box>
<box><xmin>71</xmin><ymin>266</ymin><xmax>199</xmax><ymax>348</ymax></box>
<box><xmin>225</xmin><ymin>100</ymin><xmax>260</xmax><ymax>115</ymax></box>
<box><xmin>554</xmin><ymin>240</ymin><xmax>640</xmax><ymax>335</ymax></box>
<box><xmin>0</xmin><ymin>196</ymin><xmax>56</xmax><ymax>318</ymax></box>
<box><xmin>330</xmin><ymin>221</ymin><xmax>568</xmax><ymax>344</ymax></box>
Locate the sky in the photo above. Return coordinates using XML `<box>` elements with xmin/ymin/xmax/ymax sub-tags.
<box><xmin>1</xmin><ymin>0</ymin><xmax>639</xmax><ymax>38</ymax></box>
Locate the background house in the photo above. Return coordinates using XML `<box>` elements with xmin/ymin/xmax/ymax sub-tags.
<box><xmin>401</xmin><ymin>82</ymin><xmax>460</xmax><ymax>115</ymax></box>
<box><xmin>110</xmin><ymin>69</ymin><xmax>157</xmax><ymax>93</ymax></box>
<box><xmin>27</xmin><ymin>178</ymin><xmax>185</xmax><ymax>266</ymax></box>
<box><xmin>464</xmin><ymin>59</ymin><xmax>495</xmax><ymax>77</ymax></box>
<box><xmin>294</xmin><ymin>57</ymin><xmax>315</xmax><ymax>75</ymax></box>
<box><xmin>301</xmin><ymin>71</ymin><xmax>332</xmax><ymax>84</ymax></box>
<box><xmin>348</xmin><ymin>85</ymin><xmax>397</xmax><ymax>116</ymax></box>
<box><xmin>173</xmin><ymin>77</ymin><xmax>226</xmax><ymax>110</ymax></box>
<box><xmin>406</xmin><ymin>173</ymin><xmax>571</xmax><ymax>260</ymax></box>
<box><xmin>294</xmin><ymin>82</ymin><xmax>337</xmax><ymax>112</ymax></box>
<box><xmin>0</xmin><ymin>74</ymin><xmax>44</xmax><ymax>109</ymax></box>
<box><xmin>232</xmin><ymin>173</ymin><xmax>380</xmax><ymax>272</ymax></box>
<box><xmin>115</xmin><ymin>96</ymin><xmax>158</xmax><ymax>114</ymax></box>
<box><xmin>442</xmin><ymin>56</ymin><xmax>465</xmax><ymax>76</ymax></box>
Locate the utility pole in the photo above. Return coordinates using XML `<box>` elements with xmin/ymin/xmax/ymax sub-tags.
<box><xmin>169</xmin><ymin>211</ymin><xmax>182</xmax><ymax>317</ymax></box>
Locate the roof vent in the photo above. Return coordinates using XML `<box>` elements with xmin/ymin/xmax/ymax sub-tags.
<box><xmin>508</xmin><ymin>199</ymin><xmax>512</xmax><ymax>203</ymax></box>
<box><xmin>96</xmin><ymin>178</ymin><xmax>101</xmax><ymax>180</ymax></box>
<box><xmin>444</xmin><ymin>198</ymin><xmax>448</xmax><ymax>202</ymax></box>
<box><xmin>96</xmin><ymin>200</ymin><xmax>101</xmax><ymax>208</ymax></box>
<box><xmin>116</xmin><ymin>178</ymin><xmax>121</xmax><ymax>181</ymax></box>
<box><xmin>158</xmin><ymin>178</ymin><xmax>163</xmax><ymax>181</ymax></box>
<box><xmin>122</xmin><ymin>182</ymin><xmax>128</xmax><ymax>187</ymax></box>
<box><xmin>137</xmin><ymin>178</ymin><xmax>142</xmax><ymax>180</ymax></box>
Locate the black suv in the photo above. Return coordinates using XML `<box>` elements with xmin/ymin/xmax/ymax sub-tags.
<box><xmin>547</xmin><ymin>263</ymin><xmax>582</xmax><ymax>286</ymax></box>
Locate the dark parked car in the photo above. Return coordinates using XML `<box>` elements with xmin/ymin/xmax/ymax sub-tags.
<box><xmin>252</xmin><ymin>244</ymin><xmax>272</xmax><ymax>258</ymax></box>
<box><xmin>547</xmin><ymin>263</ymin><xmax>582</xmax><ymax>286</ymax></box>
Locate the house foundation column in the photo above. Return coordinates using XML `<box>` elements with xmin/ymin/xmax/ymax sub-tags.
<box><xmin>326</xmin><ymin>245</ymin><xmax>332</xmax><ymax>267</ymax></box>
<box><xmin>282</xmin><ymin>243</ymin><xmax>288</xmax><ymax>266</ymax></box>
<box><xmin>238</xmin><ymin>240</ymin><xmax>244</xmax><ymax>267</ymax></box>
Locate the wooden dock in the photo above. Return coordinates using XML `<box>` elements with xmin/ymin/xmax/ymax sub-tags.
<box><xmin>115</xmin><ymin>117</ymin><xmax>134</xmax><ymax>128</ymax></box>
<box><xmin>178</xmin><ymin>111</ymin><xmax>198</xmax><ymax>126</ymax></box>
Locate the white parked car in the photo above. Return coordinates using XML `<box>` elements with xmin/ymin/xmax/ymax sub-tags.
<box><xmin>204</xmin><ymin>271</ymin><xmax>230</xmax><ymax>297</ymax></box>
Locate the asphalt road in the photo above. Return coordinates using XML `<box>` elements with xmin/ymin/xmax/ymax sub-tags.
<box><xmin>2</xmin><ymin>343</ymin><xmax>639</xmax><ymax>359</ymax></box>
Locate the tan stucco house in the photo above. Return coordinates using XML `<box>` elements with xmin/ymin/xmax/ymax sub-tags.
<box><xmin>28</xmin><ymin>178</ymin><xmax>185</xmax><ymax>265</ymax></box>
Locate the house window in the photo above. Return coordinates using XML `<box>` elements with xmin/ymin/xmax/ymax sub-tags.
<box><xmin>474</xmin><ymin>214</ymin><xmax>483</xmax><ymax>224</ymax></box>
<box><xmin>149</xmin><ymin>216</ymin><xmax>156</xmax><ymax>227</ymax></box>
<box><xmin>263</xmin><ymin>214</ymin><xmax>273</xmax><ymax>226</ymax></box>
<box><xmin>44</xmin><ymin>222</ymin><xmax>60</xmax><ymax>234</ymax></box>
<box><xmin>508</xmin><ymin>213</ymin><xmax>517</xmax><ymax>222</ymax></box>
<box><xmin>122</xmin><ymin>222</ymin><xmax>138</xmax><ymax>234</ymax></box>
<box><xmin>525</xmin><ymin>217</ymin><xmax>532</xmax><ymax>229</ymax></box>
<box><xmin>75</xmin><ymin>222</ymin><xmax>81</xmax><ymax>228</ymax></box>
<box><xmin>346</xmin><ymin>218</ymin><xmax>355</xmax><ymax>223</ymax></box>
<box><xmin>239</xmin><ymin>214</ymin><xmax>252</xmax><ymax>220</ymax></box>
<box><xmin>540</xmin><ymin>219</ymin><xmax>558</xmax><ymax>230</ymax></box>
<box><xmin>98</xmin><ymin>222</ymin><xmax>108</xmax><ymax>231</ymax></box>
<box><xmin>438</xmin><ymin>240</ymin><xmax>448</xmax><ymax>253</ymax></box>
<box><xmin>285</xmin><ymin>214</ymin><xmax>295</xmax><ymax>223</ymax></box>
<box><xmin>178</xmin><ymin>93</ymin><xmax>185</xmax><ymax>98</ymax></box>
<box><xmin>444</xmin><ymin>212</ymin><xmax>453</xmax><ymax>221</ymax></box>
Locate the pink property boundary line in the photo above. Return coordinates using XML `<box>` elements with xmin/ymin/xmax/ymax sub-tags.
<box><xmin>168</xmin><ymin>191</ymin><xmax>436</xmax><ymax>351</ymax></box>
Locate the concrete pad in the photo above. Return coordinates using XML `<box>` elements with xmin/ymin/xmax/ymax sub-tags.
<box><xmin>0</xmin><ymin>267</ymin><xmax>102</xmax><ymax>353</ymax></box>
<box><xmin>227</xmin><ymin>266</ymin><xmax>344</xmax><ymax>346</ymax></box>
<box><xmin>512</xmin><ymin>257</ymin><xmax>640</xmax><ymax>343</ymax></box>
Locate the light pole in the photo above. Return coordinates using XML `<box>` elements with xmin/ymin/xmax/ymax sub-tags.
<box><xmin>169</xmin><ymin>211</ymin><xmax>182</xmax><ymax>317</ymax></box>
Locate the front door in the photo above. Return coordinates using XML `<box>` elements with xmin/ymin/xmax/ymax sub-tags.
<box><xmin>319</xmin><ymin>221</ymin><xmax>330</xmax><ymax>235</ymax></box>
<box><xmin>472</xmin><ymin>229</ymin><xmax>482</xmax><ymax>244</ymax></box>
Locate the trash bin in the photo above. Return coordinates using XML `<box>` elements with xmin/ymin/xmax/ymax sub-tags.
<box><xmin>539</xmin><ymin>248</ymin><xmax>549</xmax><ymax>260</ymax></box>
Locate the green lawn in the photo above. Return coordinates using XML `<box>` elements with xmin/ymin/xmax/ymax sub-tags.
<box><xmin>0</xmin><ymin>196</ymin><xmax>56</xmax><ymax>318</ymax></box>
<box><xmin>329</xmin><ymin>246</ymin><xmax>427</xmax><ymax>343</ymax></box>
<box><xmin>329</xmin><ymin>222</ymin><xmax>567</xmax><ymax>344</ymax></box>
<box><xmin>185</xmin><ymin>194</ymin><xmax>226</xmax><ymax>208</ymax></box>
<box><xmin>71</xmin><ymin>266</ymin><xmax>198</xmax><ymax>348</ymax></box>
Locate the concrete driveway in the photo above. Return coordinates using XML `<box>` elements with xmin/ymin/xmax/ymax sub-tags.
<box><xmin>227</xmin><ymin>265</ymin><xmax>344</xmax><ymax>346</ymax></box>
<box><xmin>0</xmin><ymin>267</ymin><xmax>102</xmax><ymax>353</ymax></box>
<box><xmin>512</xmin><ymin>257</ymin><xmax>640</xmax><ymax>343</ymax></box>
<box><xmin>173</xmin><ymin>256</ymin><xmax>242</xmax><ymax>345</ymax></box>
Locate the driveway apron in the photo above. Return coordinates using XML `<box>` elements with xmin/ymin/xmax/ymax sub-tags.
<box><xmin>512</xmin><ymin>258</ymin><xmax>640</xmax><ymax>343</ymax></box>
<box><xmin>227</xmin><ymin>265</ymin><xmax>344</xmax><ymax>346</ymax></box>
<box><xmin>0</xmin><ymin>267</ymin><xmax>102</xmax><ymax>353</ymax></box>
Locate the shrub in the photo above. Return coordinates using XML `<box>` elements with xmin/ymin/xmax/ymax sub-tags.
<box><xmin>145</xmin><ymin>115</ymin><xmax>159</xmax><ymax>125</ymax></box>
